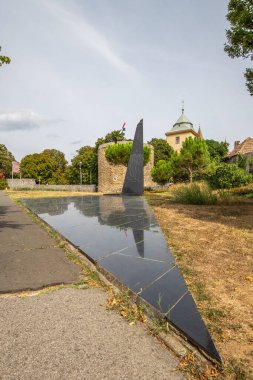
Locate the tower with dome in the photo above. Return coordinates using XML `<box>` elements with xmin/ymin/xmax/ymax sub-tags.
<box><xmin>165</xmin><ymin>105</ymin><xmax>203</xmax><ymax>152</ymax></box>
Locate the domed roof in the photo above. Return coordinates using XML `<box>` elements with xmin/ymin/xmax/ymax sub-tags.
<box><xmin>170</xmin><ymin>110</ymin><xmax>194</xmax><ymax>133</ymax></box>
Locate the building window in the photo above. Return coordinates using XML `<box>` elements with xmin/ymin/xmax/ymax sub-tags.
<box><xmin>176</xmin><ymin>136</ymin><xmax>180</xmax><ymax>144</ymax></box>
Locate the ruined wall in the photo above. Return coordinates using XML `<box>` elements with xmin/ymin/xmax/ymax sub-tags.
<box><xmin>98</xmin><ymin>141</ymin><xmax>156</xmax><ymax>193</ymax></box>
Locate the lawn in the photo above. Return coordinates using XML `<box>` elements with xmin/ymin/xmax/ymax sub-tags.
<box><xmin>146</xmin><ymin>191</ymin><xmax>253</xmax><ymax>375</ymax></box>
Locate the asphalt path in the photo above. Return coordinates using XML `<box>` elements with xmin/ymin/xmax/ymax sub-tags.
<box><xmin>0</xmin><ymin>191</ymin><xmax>80</xmax><ymax>293</ymax></box>
<box><xmin>0</xmin><ymin>288</ymin><xmax>184</xmax><ymax>380</ymax></box>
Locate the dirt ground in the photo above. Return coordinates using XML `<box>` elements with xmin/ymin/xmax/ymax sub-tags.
<box><xmin>147</xmin><ymin>193</ymin><xmax>253</xmax><ymax>372</ymax></box>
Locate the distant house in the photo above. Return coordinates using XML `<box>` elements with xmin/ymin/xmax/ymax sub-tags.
<box><xmin>226</xmin><ymin>137</ymin><xmax>253</xmax><ymax>173</ymax></box>
<box><xmin>165</xmin><ymin>107</ymin><xmax>203</xmax><ymax>153</ymax></box>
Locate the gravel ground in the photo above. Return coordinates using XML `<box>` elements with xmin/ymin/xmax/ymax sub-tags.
<box><xmin>0</xmin><ymin>288</ymin><xmax>185</xmax><ymax>380</ymax></box>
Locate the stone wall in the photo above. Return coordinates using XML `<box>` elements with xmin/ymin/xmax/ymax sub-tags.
<box><xmin>7</xmin><ymin>179</ymin><xmax>36</xmax><ymax>188</ymax></box>
<box><xmin>7</xmin><ymin>179</ymin><xmax>96</xmax><ymax>192</ymax></box>
<box><xmin>98</xmin><ymin>141</ymin><xmax>156</xmax><ymax>193</ymax></box>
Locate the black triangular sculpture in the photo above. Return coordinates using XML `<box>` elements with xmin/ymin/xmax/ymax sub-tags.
<box><xmin>122</xmin><ymin>119</ymin><xmax>144</xmax><ymax>195</ymax></box>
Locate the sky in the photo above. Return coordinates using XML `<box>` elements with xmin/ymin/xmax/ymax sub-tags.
<box><xmin>0</xmin><ymin>0</ymin><xmax>252</xmax><ymax>163</ymax></box>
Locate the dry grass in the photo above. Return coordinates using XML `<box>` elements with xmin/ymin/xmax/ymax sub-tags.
<box><xmin>6</xmin><ymin>189</ymin><xmax>101</xmax><ymax>201</ymax></box>
<box><xmin>147</xmin><ymin>191</ymin><xmax>253</xmax><ymax>375</ymax></box>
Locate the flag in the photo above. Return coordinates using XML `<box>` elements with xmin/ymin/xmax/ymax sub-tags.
<box><xmin>121</xmin><ymin>122</ymin><xmax>126</xmax><ymax>132</ymax></box>
<box><xmin>12</xmin><ymin>161</ymin><xmax>20</xmax><ymax>174</ymax></box>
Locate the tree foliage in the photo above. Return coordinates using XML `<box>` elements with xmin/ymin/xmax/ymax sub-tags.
<box><xmin>67</xmin><ymin>146</ymin><xmax>97</xmax><ymax>185</ymax></box>
<box><xmin>0</xmin><ymin>144</ymin><xmax>15</xmax><ymax>178</ymax></box>
<box><xmin>95</xmin><ymin>129</ymin><xmax>126</xmax><ymax>151</ymax></box>
<box><xmin>105</xmin><ymin>143</ymin><xmax>151</xmax><ymax>166</ymax></box>
<box><xmin>237</xmin><ymin>153</ymin><xmax>248</xmax><ymax>169</ymax></box>
<box><xmin>42</xmin><ymin>149</ymin><xmax>68</xmax><ymax>184</ymax></box>
<box><xmin>208</xmin><ymin>162</ymin><xmax>252</xmax><ymax>188</ymax></box>
<box><xmin>151</xmin><ymin>160</ymin><xmax>174</xmax><ymax>184</ymax></box>
<box><xmin>176</xmin><ymin>137</ymin><xmax>210</xmax><ymax>182</ymax></box>
<box><xmin>20</xmin><ymin>149</ymin><xmax>68</xmax><ymax>184</ymax></box>
<box><xmin>148</xmin><ymin>138</ymin><xmax>174</xmax><ymax>165</ymax></box>
<box><xmin>0</xmin><ymin>46</ymin><xmax>11</xmax><ymax>67</ymax></box>
<box><xmin>205</xmin><ymin>139</ymin><xmax>229</xmax><ymax>162</ymax></box>
<box><xmin>151</xmin><ymin>138</ymin><xmax>210</xmax><ymax>185</ymax></box>
<box><xmin>21</xmin><ymin>153</ymin><xmax>55</xmax><ymax>183</ymax></box>
<box><xmin>42</xmin><ymin>149</ymin><xmax>67</xmax><ymax>170</ymax></box>
<box><xmin>224</xmin><ymin>0</ymin><xmax>253</xmax><ymax>95</ymax></box>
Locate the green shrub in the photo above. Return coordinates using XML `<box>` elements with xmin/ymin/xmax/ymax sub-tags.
<box><xmin>105</xmin><ymin>143</ymin><xmax>150</xmax><ymax>166</ymax></box>
<box><xmin>0</xmin><ymin>178</ymin><xmax>8</xmax><ymax>190</ymax></box>
<box><xmin>171</xmin><ymin>182</ymin><xmax>218</xmax><ymax>205</ymax></box>
<box><xmin>208</xmin><ymin>163</ymin><xmax>252</xmax><ymax>189</ymax></box>
<box><xmin>151</xmin><ymin>160</ymin><xmax>173</xmax><ymax>184</ymax></box>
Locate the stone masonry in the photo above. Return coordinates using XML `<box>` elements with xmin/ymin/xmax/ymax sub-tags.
<box><xmin>98</xmin><ymin>141</ymin><xmax>156</xmax><ymax>193</ymax></box>
<box><xmin>7</xmin><ymin>179</ymin><xmax>96</xmax><ymax>192</ymax></box>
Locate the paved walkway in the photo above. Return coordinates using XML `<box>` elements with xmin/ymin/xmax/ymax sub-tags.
<box><xmin>0</xmin><ymin>191</ymin><xmax>80</xmax><ymax>293</ymax></box>
<box><xmin>0</xmin><ymin>288</ymin><xmax>184</xmax><ymax>380</ymax></box>
<box><xmin>0</xmin><ymin>191</ymin><xmax>185</xmax><ymax>379</ymax></box>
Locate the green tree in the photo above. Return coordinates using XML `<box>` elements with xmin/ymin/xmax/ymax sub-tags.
<box><xmin>248</xmin><ymin>156</ymin><xmax>253</xmax><ymax>173</ymax></box>
<box><xmin>0</xmin><ymin>144</ymin><xmax>15</xmax><ymax>178</ymax></box>
<box><xmin>67</xmin><ymin>146</ymin><xmax>97</xmax><ymax>184</ymax></box>
<box><xmin>151</xmin><ymin>160</ymin><xmax>174</xmax><ymax>185</ymax></box>
<box><xmin>0</xmin><ymin>46</ymin><xmax>11</xmax><ymax>67</ymax></box>
<box><xmin>148</xmin><ymin>138</ymin><xmax>174</xmax><ymax>165</ymax></box>
<box><xmin>177</xmin><ymin>137</ymin><xmax>210</xmax><ymax>182</ymax></box>
<box><xmin>237</xmin><ymin>153</ymin><xmax>248</xmax><ymax>169</ymax></box>
<box><xmin>205</xmin><ymin>139</ymin><xmax>229</xmax><ymax>162</ymax></box>
<box><xmin>95</xmin><ymin>129</ymin><xmax>126</xmax><ymax>151</ymax></box>
<box><xmin>20</xmin><ymin>153</ymin><xmax>55</xmax><ymax>184</ymax></box>
<box><xmin>21</xmin><ymin>150</ymin><xmax>68</xmax><ymax>184</ymax></box>
<box><xmin>224</xmin><ymin>0</ymin><xmax>253</xmax><ymax>95</ymax></box>
<box><xmin>208</xmin><ymin>162</ymin><xmax>252</xmax><ymax>188</ymax></box>
<box><xmin>42</xmin><ymin>149</ymin><xmax>68</xmax><ymax>184</ymax></box>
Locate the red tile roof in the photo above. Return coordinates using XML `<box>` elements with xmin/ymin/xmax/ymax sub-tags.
<box><xmin>227</xmin><ymin>137</ymin><xmax>253</xmax><ymax>158</ymax></box>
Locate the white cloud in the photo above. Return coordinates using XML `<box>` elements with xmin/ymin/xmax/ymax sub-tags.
<box><xmin>43</xmin><ymin>1</ymin><xmax>136</xmax><ymax>75</ymax></box>
<box><xmin>0</xmin><ymin>111</ymin><xmax>62</xmax><ymax>131</ymax></box>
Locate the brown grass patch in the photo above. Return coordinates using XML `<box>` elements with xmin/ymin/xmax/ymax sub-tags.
<box><xmin>6</xmin><ymin>189</ymin><xmax>101</xmax><ymax>201</ymax></box>
<box><xmin>147</xmin><ymin>192</ymin><xmax>253</xmax><ymax>374</ymax></box>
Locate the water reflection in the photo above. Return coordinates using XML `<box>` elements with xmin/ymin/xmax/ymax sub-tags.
<box><xmin>23</xmin><ymin>196</ymin><xmax>154</xmax><ymax>259</ymax></box>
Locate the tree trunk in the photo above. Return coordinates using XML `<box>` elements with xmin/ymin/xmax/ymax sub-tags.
<box><xmin>189</xmin><ymin>168</ymin><xmax>193</xmax><ymax>183</ymax></box>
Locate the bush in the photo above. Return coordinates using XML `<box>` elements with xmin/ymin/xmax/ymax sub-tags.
<box><xmin>0</xmin><ymin>178</ymin><xmax>8</xmax><ymax>190</ymax></box>
<box><xmin>208</xmin><ymin>163</ymin><xmax>252</xmax><ymax>189</ymax></box>
<box><xmin>151</xmin><ymin>160</ymin><xmax>173</xmax><ymax>185</ymax></box>
<box><xmin>105</xmin><ymin>143</ymin><xmax>151</xmax><ymax>166</ymax></box>
<box><xmin>171</xmin><ymin>182</ymin><xmax>218</xmax><ymax>205</ymax></box>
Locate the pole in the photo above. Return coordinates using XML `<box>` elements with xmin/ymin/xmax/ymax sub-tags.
<box><xmin>79</xmin><ymin>162</ymin><xmax>82</xmax><ymax>185</ymax></box>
